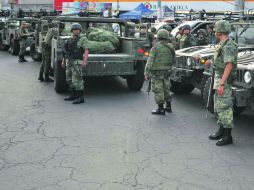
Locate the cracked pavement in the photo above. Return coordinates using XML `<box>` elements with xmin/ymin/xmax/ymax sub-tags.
<box><xmin>0</xmin><ymin>51</ymin><xmax>254</xmax><ymax>190</ymax></box>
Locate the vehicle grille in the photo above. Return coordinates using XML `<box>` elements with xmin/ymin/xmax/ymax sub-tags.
<box><xmin>237</xmin><ymin>69</ymin><xmax>244</xmax><ymax>83</ymax></box>
<box><xmin>175</xmin><ymin>56</ymin><xmax>187</xmax><ymax>68</ymax></box>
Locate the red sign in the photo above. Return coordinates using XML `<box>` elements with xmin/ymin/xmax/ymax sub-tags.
<box><xmin>54</xmin><ymin>0</ymin><xmax>74</xmax><ymax>10</ymax></box>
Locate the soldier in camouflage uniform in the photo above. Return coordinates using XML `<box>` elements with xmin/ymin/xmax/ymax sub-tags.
<box><xmin>196</xmin><ymin>29</ymin><xmax>209</xmax><ymax>46</ymax></box>
<box><xmin>145</xmin><ymin>29</ymin><xmax>175</xmax><ymax>115</ymax></box>
<box><xmin>38</xmin><ymin>23</ymin><xmax>65</xmax><ymax>82</ymax></box>
<box><xmin>209</xmin><ymin>20</ymin><xmax>237</xmax><ymax>146</ymax></box>
<box><xmin>176</xmin><ymin>26</ymin><xmax>183</xmax><ymax>50</ymax></box>
<box><xmin>147</xmin><ymin>26</ymin><xmax>155</xmax><ymax>48</ymax></box>
<box><xmin>18</xmin><ymin>21</ymin><xmax>33</xmax><ymax>62</ymax></box>
<box><xmin>163</xmin><ymin>25</ymin><xmax>177</xmax><ymax>49</ymax></box>
<box><xmin>207</xmin><ymin>24</ymin><xmax>217</xmax><ymax>44</ymax></box>
<box><xmin>179</xmin><ymin>25</ymin><xmax>196</xmax><ymax>49</ymax></box>
<box><xmin>62</xmin><ymin>23</ymin><xmax>89</xmax><ymax>104</ymax></box>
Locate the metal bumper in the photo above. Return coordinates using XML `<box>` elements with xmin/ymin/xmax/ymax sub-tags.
<box><xmin>232</xmin><ymin>87</ymin><xmax>253</xmax><ymax>108</ymax></box>
<box><xmin>171</xmin><ymin>67</ymin><xmax>194</xmax><ymax>82</ymax></box>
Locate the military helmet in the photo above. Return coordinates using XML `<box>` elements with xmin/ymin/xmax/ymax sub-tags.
<box><xmin>197</xmin><ymin>29</ymin><xmax>207</xmax><ymax>35</ymax></box>
<box><xmin>71</xmin><ymin>23</ymin><xmax>82</xmax><ymax>32</ymax></box>
<box><xmin>163</xmin><ymin>25</ymin><xmax>172</xmax><ymax>32</ymax></box>
<box><xmin>214</xmin><ymin>20</ymin><xmax>231</xmax><ymax>34</ymax></box>
<box><xmin>182</xmin><ymin>25</ymin><xmax>191</xmax><ymax>30</ymax></box>
<box><xmin>151</xmin><ymin>27</ymin><xmax>156</xmax><ymax>33</ymax></box>
<box><xmin>157</xmin><ymin>29</ymin><xmax>169</xmax><ymax>39</ymax></box>
<box><xmin>207</xmin><ymin>24</ymin><xmax>214</xmax><ymax>29</ymax></box>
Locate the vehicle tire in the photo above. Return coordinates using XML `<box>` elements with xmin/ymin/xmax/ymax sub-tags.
<box><xmin>127</xmin><ymin>62</ymin><xmax>145</xmax><ymax>91</ymax></box>
<box><xmin>30</xmin><ymin>43</ymin><xmax>42</xmax><ymax>61</ymax></box>
<box><xmin>10</xmin><ymin>38</ymin><xmax>19</xmax><ymax>55</ymax></box>
<box><xmin>0</xmin><ymin>36</ymin><xmax>9</xmax><ymax>51</ymax></box>
<box><xmin>233</xmin><ymin>106</ymin><xmax>245</xmax><ymax>117</ymax></box>
<box><xmin>54</xmin><ymin>60</ymin><xmax>68</xmax><ymax>93</ymax></box>
<box><xmin>202</xmin><ymin>77</ymin><xmax>214</xmax><ymax>113</ymax></box>
<box><xmin>170</xmin><ymin>81</ymin><xmax>195</xmax><ymax>94</ymax></box>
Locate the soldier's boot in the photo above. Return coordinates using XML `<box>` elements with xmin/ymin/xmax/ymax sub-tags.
<box><xmin>216</xmin><ymin>128</ymin><xmax>233</xmax><ymax>146</ymax></box>
<box><xmin>209</xmin><ymin>125</ymin><xmax>224</xmax><ymax>140</ymax></box>
<box><xmin>38</xmin><ymin>72</ymin><xmax>44</xmax><ymax>82</ymax></box>
<box><xmin>72</xmin><ymin>90</ymin><xmax>85</xmax><ymax>104</ymax></box>
<box><xmin>44</xmin><ymin>74</ymin><xmax>54</xmax><ymax>83</ymax></box>
<box><xmin>152</xmin><ymin>104</ymin><xmax>165</xmax><ymax>115</ymax></box>
<box><xmin>164</xmin><ymin>102</ymin><xmax>172</xmax><ymax>113</ymax></box>
<box><xmin>22</xmin><ymin>55</ymin><xmax>28</xmax><ymax>62</ymax></box>
<box><xmin>64</xmin><ymin>88</ymin><xmax>77</xmax><ymax>101</ymax></box>
<box><xmin>18</xmin><ymin>56</ymin><xmax>25</xmax><ymax>62</ymax></box>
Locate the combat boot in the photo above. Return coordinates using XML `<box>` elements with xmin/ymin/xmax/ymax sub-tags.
<box><xmin>152</xmin><ymin>104</ymin><xmax>165</xmax><ymax>115</ymax></box>
<box><xmin>209</xmin><ymin>125</ymin><xmax>224</xmax><ymax>140</ymax></box>
<box><xmin>64</xmin><ymin>88</ymin><xmax>77</xmax><ymax>101</ymax></box>
<box><xmin>165</xmin><ymin>102</ymin><xmax>172</xmax><ymax>113</ymax></box>
<box><xmin>216</xmin><ymin>128</ymin><xmax>233</xmax><ymax>146</ymax></box>
<box><xmin>72</xmin><ymin>90</ymin><xmax>84</xmax><ymax>104</ymax></box>
<box><xmin>18</xmin><ymin>56</ymin><xmax>24</xmax><ymax>62</ymax></box>
<box><xmin>38</xmin><ymin>72</ymin><xmax>44</xmax><ymax>82</ymax></box>
<box><xmin>44</xmin><ymin>74</ymin><xmax>54</xmax><ymax>83</ymax></box>
<box><xmin>22</xmin><ymin>56</ymin><xmax>28</xmax><ymax>62</ymax></box>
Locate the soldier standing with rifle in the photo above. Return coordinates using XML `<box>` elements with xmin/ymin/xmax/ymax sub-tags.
<box><xmin>18</xmin><ymin>21</ymin><xmax>33</xmax><ymax>62</ymax></box>
<box><xmin>144</xmin><ymin>29</ymin><xmax>175</xmax><ymax>115</ymax></box>
<box><xmin>38</xmin><ymin>23</ymin><xmax>65</xmax><ymax>82</ymax></box>
<box><xmin>208</xmin><ymin>20</ymin><xmax>237</xmax><ymax>146</ymax></box>
<box><xmin>62</xmin><ymin>23</ymin><xmax>89</xmax><ymax>104</ymax></box>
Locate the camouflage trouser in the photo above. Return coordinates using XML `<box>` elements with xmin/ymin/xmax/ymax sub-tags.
<box><xmin>40</xmin><ymin>47</ymin><xmax>51</xmax><ymax>75</ymax></box>
<box><xmin>151</xmin><ymin>71</ymin><xmax>172</xmax><ymax>104</ymax></box>
<box><xmin>19</xmin><ymin>39</ymin><xmax>27</xmax><ymax>56</ymax></box>
<box><xmin>66</xmin><ymin>59</ymin><xmax>84</xmax><ymax>91</ymax></box>
<box><xmin>214</xmin><ymin>84</ymin><xmax>233</xmax><ymax>128</ymax></box>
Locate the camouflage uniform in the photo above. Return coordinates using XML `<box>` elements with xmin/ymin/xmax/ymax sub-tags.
<box><xmin>147</xmin><ymin>31</ymin><xmax>154</xmax><ymax>47</ymax></box>
<box><xmin>213</xmin><ymin>38</ymin><xmax>237</xmax><ymax>128</ymax></box>
<box><xmin>207</xmin><ymin>32</ymin><xmax>216</xmax><ymax>44</ymax></box>
<box><xmin>179</xmin><ymin>34</ymin><xmax>196</xmax><ymax>49</ymax></box>
<box><xmin>196</xmin><ymin>29</ymin><xmax>209</xmax><ymax>46</ymax></box>
<box><xmin>19</xmin><ymin>23</ymin><xmax>28</xmax><ymax>61</ymax></box>
<box><xmin>145</xmin><ymin>29</ymin><xmax>175</xmax><ymax>115</ymax></box>
<box><xmin>65</xmin><ymin>35</ymin><xmax>89</xmax><ymax>92</ymax></box>
<box><xmin>39</xmin><ymin>28</ymin><xmax>53</xmax><ymax>81</ymax></box>
<box><xmin>209</xmin><ymin>20</ymin><xmax>237</xmax><ymax>146</ymax></box>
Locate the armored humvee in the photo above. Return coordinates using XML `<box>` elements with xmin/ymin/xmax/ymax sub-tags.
<box><xmin>0</xmin><ymin>17</ymin><xmax>38</xmax><ymax>55</ymax></box>
<box><xmin>30</xmin><ymin>16</ymin><xmax>56</xmax><ymax>61</ymax></box>
<box><xmin>51</xmin><ymin>17</ymin><xmax>150</xmax><ymax>93</ymax></box>
<box><xmin>202</xmin><ymin>23</ymin><xmax>254</xmax><ymax>115</ymax></box>
<box><xmin>170</xmin><ymin>23</ymin><xmax>254</xmax><ymax>95</ymax></box>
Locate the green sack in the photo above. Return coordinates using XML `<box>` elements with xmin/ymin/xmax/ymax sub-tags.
<box><xmin>88</xmin><ymin>41</ymin><xmax>115</xmax><ymax>54</ymax></box>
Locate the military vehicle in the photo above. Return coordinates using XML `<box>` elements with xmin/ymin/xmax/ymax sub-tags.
<box><xmin>0</xmin><ymin>17</ymin><xmax>38</xmax><ymax>55</ymax></box>
<box><xmin>51</xmin><ymin>17</ymin><xmax>150</xmax><ymax>93</ymax></box>
<box><xmin>202</xmin><ymin>23</ymin><xmax>254</xmax><ymax>115</ymax></box>
<box><xmin>171</xmin><ymin>20</ymin><xmax>214</xmax><ymax>37</ymax></box>
<box><xmin>30</xmin><ymin>16</ymin><xmax>56</xmax><ymax>61</ymax></box>
<box><xmin>170</xmin><ymin>23</ymin><xmax>254</xmax><ymax>95</ymax></box>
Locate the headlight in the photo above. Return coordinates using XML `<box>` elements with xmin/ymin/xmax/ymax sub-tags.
<box><xmin>187</xmin><ymin>57</ymin><xmax>192</xmax><ymax>66</ymax></box>
<box><xmin>244</xmin><ymin>71</ymin><xmax>252</xmax><ymax>84</ymax></box>
<box><xmin>200</xmin><ymin>58</ymin><xmax>206</xmax><ymax>64</ymax></box>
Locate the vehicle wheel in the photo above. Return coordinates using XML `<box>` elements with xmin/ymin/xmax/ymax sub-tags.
<box><xmin>202</xmin><ymin>77</ymin><xmax>214</xmax><ymax>113</ymax></box>
<box><xmin>0</xmin><ymin>37</ymin><xmax>9</xmax><ymax>51</ymax></box>
<box><xmin>233</xmin><ymin>106</ymin><xmax>245</xmax><ymax>117</ymax></box>
<box><xmin>10</xmin><ymin>38</ymin><xmax>19</xmax><ymax>55</ymax></box>
<box><xmin>127</xmin><ymin>62</ymin><xmax>145</xmax><ymax>91</ymax></box>
<box><xmin>170</xmin><ymin>81</ymin><xmax>195</xmax><ymax>94</ymax></box>
<box><xmin>30</xmin><ymin>43</ymin><xmax>42</xmax><ymax>61</ymax></box>
<box><xmin>54</xmin><ymin>60</ymin><xmax>68</xmax><ymax>93</ymax></box>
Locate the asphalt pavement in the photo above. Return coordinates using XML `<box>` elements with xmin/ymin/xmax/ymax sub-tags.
<box><xmin>0</xmin><ymin>51</ymin><xmax>254</xmax><ymax>190</ymax></box>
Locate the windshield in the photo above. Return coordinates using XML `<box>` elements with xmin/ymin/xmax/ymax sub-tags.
<box><xmin>171</xmin><ymin>21</ymin><xmax>200</xmax><ymax>36</ymax></box>
<box><xmin>233</xmin><ymin>24</ymin><xmax>254</xmax><ymax>46</ymax></box>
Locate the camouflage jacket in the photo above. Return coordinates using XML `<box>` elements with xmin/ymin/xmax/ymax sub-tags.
<box><xmin>19</xmin><ymin>27</ymin><xmax>28</xmax><ymax>40</ymax></box>
<box><xmin>179</xmin><ymin>34</ymin><xmax>196</xmax><ymax>49</ymax></box>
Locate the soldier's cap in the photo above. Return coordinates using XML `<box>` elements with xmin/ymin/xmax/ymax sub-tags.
<box><xmin>182</xmin><ymin>25</ymin><xmax>191</xmax><ymax>30</ymax></box>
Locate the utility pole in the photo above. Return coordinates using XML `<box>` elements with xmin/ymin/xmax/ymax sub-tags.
<box><xmin>235</xmin><ymin>0</ymin><xmax>245</xmax><ymax>17</ymax></box>
<box><xmin>157</xmin><ymin>0</ymin><xmax>162</xmax><ymax>22</ymax></box>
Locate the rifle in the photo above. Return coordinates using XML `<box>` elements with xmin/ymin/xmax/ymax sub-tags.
<box><xmin>206</xmin><ymin>66</ymin><xmax>215</xmax><ymax>118</ymax></box>
<box><xmin>146</xmin><ymin>79</ymin><xmax>151</xmax><ymax>100</ymax></box>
